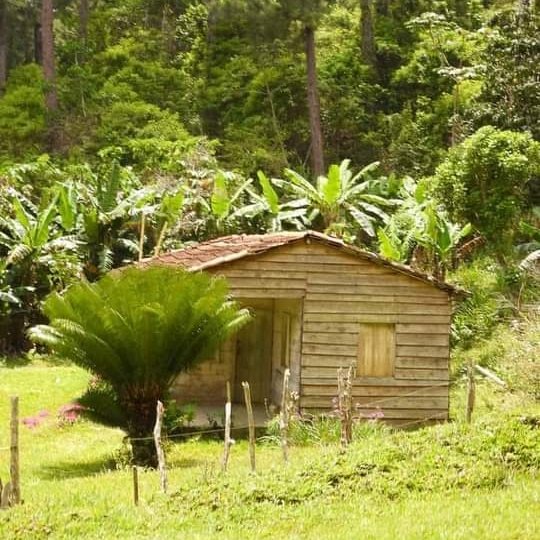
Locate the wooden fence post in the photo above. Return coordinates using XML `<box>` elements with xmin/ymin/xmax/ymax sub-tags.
<box><xmin>466</xmin><ymin>364</ymin><xmax>476</xmax><ymax>423</ymax></box>
<box><xmin>279</xmin><ymin>368</ymin><xmax>291</xmax><ymax>463</ymax></box>
<box><xmin>221</xmin><ymin>381</ymin><xmax>233</xmax><ymax>472</ymax></box>
<box><xmin>10</xmin><ymin>396</ymin><xmax>20</xmax><ymax>505</ymax></box>
<box><xmin>337</xmin><ymin>365</ymin><xmax>354</xmax><ymax>447</ymax></box>
<box><xmin>132</xmin><ymin>466</ymin><xmax>139</xmax><ymax>506</ymax></box>
<box><xmin>153</xmin><ymin>400</ymin><xmax>168</xmax><ymax>494</ymax></box>
<box><xmin>0</xmin><ymin>480</ymin><xmax>10</xmax><ymax>509</ymax></box>
<box><xmin>138</xmin><ymin>212</ymin><xmax>146</xmax><ymax>262</ymax></box>
<box><xmin>242</xmin><ymin>382</ymin><xmax>256</xmax><ymax>473</ymax></box>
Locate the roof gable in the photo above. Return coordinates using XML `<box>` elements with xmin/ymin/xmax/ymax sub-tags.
<box><xmin>142</xmin><ymin>231</ymin><xmax>465</xmax><ymax>296</ymax></box>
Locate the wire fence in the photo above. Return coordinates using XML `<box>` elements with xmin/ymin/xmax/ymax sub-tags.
<box><xmin>127</xmin><ymin>380</ymin><xmax>450</xmax><ymax>443</ymax></box>
<box><xmin>128</xmin><ymin>424</ymin><xmax>253</xmax><ymax>442</ymax></box>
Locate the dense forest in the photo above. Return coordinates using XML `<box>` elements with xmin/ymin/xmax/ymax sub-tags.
<box><xmin>0</xmin><ymin>0</ymin><xmax>539</xmax><ymax>355</ymax></box>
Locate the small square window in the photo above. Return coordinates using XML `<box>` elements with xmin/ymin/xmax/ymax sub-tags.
<box><xmin>357</xmin><ymin>323</ymin><xmax>395</xmax><ymax>377</ymax></box>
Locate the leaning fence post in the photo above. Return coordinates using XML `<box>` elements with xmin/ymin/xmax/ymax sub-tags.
<box><xmin>0</xmin><ymin>481</ymin><xmax>10</xmax><ymax>509</ymax></box>
<box><xmin>466</xmin><ymin>363</ymin><xmax>476</xmax><ymax>424</ymax></box>
<box><xmin>279</xmin><ymin>369</ymin><xmax>291</xmax><ymax>463</ymax></box>
<box><xmin>153</xmin><ymin>400</ymin><xmax>168</xmax><ymax>494</ymax></box>
<box><xmin>221</xmin><ymin>381</ymin><xmax>233</xmax><ymax>472</ymax></box>
<box><xmin>242</xmin><ymin>381</ymin><xmax>256</xmax><ymax>473</ymax></box>
<box><xmin>10</xmin><ymin>396</ymin><xmax>20</xmax><ymax>505</ymax></box>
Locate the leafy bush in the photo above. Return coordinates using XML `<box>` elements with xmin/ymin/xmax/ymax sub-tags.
<box><xmin>451</xmin><ymin>255</ymin><xmax>540</xmax><ymax>351</ymax></box>
<box><xmin>453</xmin><ymin>315</ymin><xmax>539</xmax><ymax>400</ymax></box>
<box><xmin>450</xmin><ymin>257</ymin><xmax>511</xmax><ymax>349</ymax></box>
<box><xmin>432</xmin><ymin>126</ymin><xmax>540</xmax><ymax>252</ymax></box>
<box><xmin>0</xmin><ymin>65</ymin><xmax>46</xmax><ymax>160</ymax></box>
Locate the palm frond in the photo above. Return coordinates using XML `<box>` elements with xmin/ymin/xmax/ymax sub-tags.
<box><xmin>29</xmin><ymin>267</ymin><xmax>251</xmax><ymax>435</ymax></box>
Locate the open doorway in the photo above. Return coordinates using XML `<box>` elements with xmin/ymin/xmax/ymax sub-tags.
<box><xmin>234</xmin><ymin>302</ymin><xmax>274</xmax><ymax>403</ymax></box>
<box><xmin>233</xmin><ymin>298</ymin><xmax>303</xmax><ymax>405</ymax></box>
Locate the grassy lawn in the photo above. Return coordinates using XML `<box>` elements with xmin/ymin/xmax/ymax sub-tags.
<box><xmin>0</xmin><ymin>362</ymin><xmax>539</xmax><ymax>539</ymax></box>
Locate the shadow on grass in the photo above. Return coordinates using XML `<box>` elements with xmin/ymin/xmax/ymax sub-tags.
<box><xmin>37</xmin><ymin>457</ymin><xmax>117</xmax><ymax>480</ymax></box>
<box><xmin>0</xmin><ymin>353</ymin><xmax>72</xmax><ymax>368</ymax></box>
<box><xmin>0</xmin><ymin>355</ymin><xmax>32</xmax><ymax>368</ymax></box>
<box><xmin>39</xmin><ymin>455</ymin><xmax>207</xmax><ymax>480</ymax></box>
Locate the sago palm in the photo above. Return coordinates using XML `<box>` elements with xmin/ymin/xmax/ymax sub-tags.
<box><xmin>29</xmin><ymin>266</ymin><xmax>250</xmax><ymax>466</ymax></box>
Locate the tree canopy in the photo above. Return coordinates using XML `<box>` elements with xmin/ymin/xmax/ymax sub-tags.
<box><xmin>0</xmin><ymin>0</ymin><xmax>539</xmax><ymax>359</ymax></box>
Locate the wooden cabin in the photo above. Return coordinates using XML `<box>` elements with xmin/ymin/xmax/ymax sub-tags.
<box><xmin>144</xmin><ymin>231</ymin><xmax>463</xmax><ymax>425</ymax></box>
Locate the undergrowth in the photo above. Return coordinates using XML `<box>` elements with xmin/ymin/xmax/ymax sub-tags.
<box><xmin>171</xmin><ymin>414</ymin><xmax>539</xmax><ymax>515</ymax></box>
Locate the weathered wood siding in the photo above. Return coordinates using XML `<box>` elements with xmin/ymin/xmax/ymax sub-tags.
<box><xmin>171</xmin><ymin>338</ymin><xmax>236</xmax><ymax>403</ymax></box>
<box><xmin>230</xmin><ymin>240</ymin><xmax>449</xmax><ymax>423</ymax></box>
<box><xmin>175</xmin><ymin>238</ymin><xmax>452</xmax><ymax>424</ymax></box>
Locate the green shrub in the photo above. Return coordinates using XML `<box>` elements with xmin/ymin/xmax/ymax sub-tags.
<box><xmin>187</xmin><ymin>415</ymin><xmax>540</xmax><ymax>512</ymax></box>
<box><xmin>0</xmin><ymin>65</ymin><xmax>46</xmax><ymax>159</ymax></box>
<box><xmin>432</xmin><ymin>126</ymin><xmax>540</xmax><ymax>252</ymax></box>
<box><xmin>450</xmin><ymin>257</ymin><xmax>512</xmax><ymax>349</ymax></box>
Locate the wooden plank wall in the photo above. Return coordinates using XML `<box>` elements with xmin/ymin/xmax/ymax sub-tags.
<box><xmin>213</xmin><ymin>239</ymin><xmax>451</xmax><ymax>424</ymax></box>
<box><xmin>171</xmin><ymin>338</ymin><xmax>236</xmax><ymax>403</ymax></box>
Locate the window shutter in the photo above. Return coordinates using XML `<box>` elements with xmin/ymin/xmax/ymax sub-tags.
<box><xmin>357</xmin><ymin>323</ymin><xmax>395</xmax><ymax>377</ymax></box>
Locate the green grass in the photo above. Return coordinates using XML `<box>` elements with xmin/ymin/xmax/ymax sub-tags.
<box><xmin>0</xmin><ymin>362</ymin><xmax>539</xmax><ymax>539</ymax></box>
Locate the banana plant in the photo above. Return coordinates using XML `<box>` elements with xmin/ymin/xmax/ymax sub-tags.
<box><xmin>234</xmin><ymin>171</ymin><xmax>308</xmax><ymax>232</ymax></box>
<box><xmin>376</xmin><ymin>178</ymin><xmax>429</xmax><ymax>263</ymax></box>
<box><xmin>376</xmin><ymin>179</ymin><xmax>472</xmax><ymax>280</ymax></box>
<box><xmin>274</xmin><ymin>159</ymin><xmax>396</xmax><ymax>238</ymax></box>
<box><xmin>0</xmin><ymin>194</ymin><xmax>79</xmax><ymax>283</ymax></box>
<box><xmin>415</xmin><ymin>203</ymin><xmax>472</xmax><ymax>280</ymax></box>
<box><xmin>153</xmin><ymin>189</ymin><xmax>185</xmax><ymax>257</ymax></box>
<box><xmin>199</xmin><ymin>171</ymin><xmax>253</xmax><ymax>234</ymax></box>
<box><xmin>73</xmin><ymin>162</ymin><xmax>145</xmax><ymax>280</ymax></box>
<box><xmin>0</xmin><ymin>191</ymin><xmax>80</xmax><ymax>350</ymax></box>
<box><xmin>0</xmin><ymin>260</ymin><xmax>21</xmax><ymax>312</ymax></box>
<box><xmin>376</xmin><ymin>228</ymin><xmax>411</xmax><ymax>263</ymax></box>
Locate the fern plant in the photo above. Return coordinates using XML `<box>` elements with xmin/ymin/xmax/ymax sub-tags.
<box><xmin>29</xmin><ymin>266</ymin><xmax>250</xmax><ymax>466</ymax></box>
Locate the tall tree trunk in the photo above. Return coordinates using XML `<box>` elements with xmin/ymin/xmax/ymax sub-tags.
<box><xmin>41</xmin><ymin>0</ymin><xmax>58</xmax><ymax>112</ymax></box>
<box><xmin>161</xmin><ymin>3</ymin><xmax>176</xmax><ymax>59</ymax></box>
<box><xmin>79</xmin><ymin>0</ymin><xmax>89</xmax><ymax>54</ymax></box>
<box><xmin>304</xmin><ymin>25</ymin><xmax>325</xmax><ymax>178</ymax></box>
<box><xmin>34</xmin><ymin>22</ymin><xmax>42</xmax><ymax>64</ymax></box>
<box><xmin>0</xmin><ymin>0</ymin><xmax>7</xmax><ymax>92</ymax></box>
<box><xmin>376</xmin><ymin>0</ymin><xmax>390</xmax><ymax>16</ymax></box>
<box><xmin>361</xmin><ymin>0</ymin><xmax>377</xmax><ymax>67</ymax></box>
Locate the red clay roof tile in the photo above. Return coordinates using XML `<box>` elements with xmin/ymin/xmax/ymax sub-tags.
<box><xmin>140</xmin><ymin>231</ymin><xmax>465</xmax><ymax>296</ymax></box>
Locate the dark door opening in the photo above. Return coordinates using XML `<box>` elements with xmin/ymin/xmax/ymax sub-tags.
<box><xmin>234</xmin><ymin>307</ymin><xmax>273</xmax><ymax>403</ymax></box>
